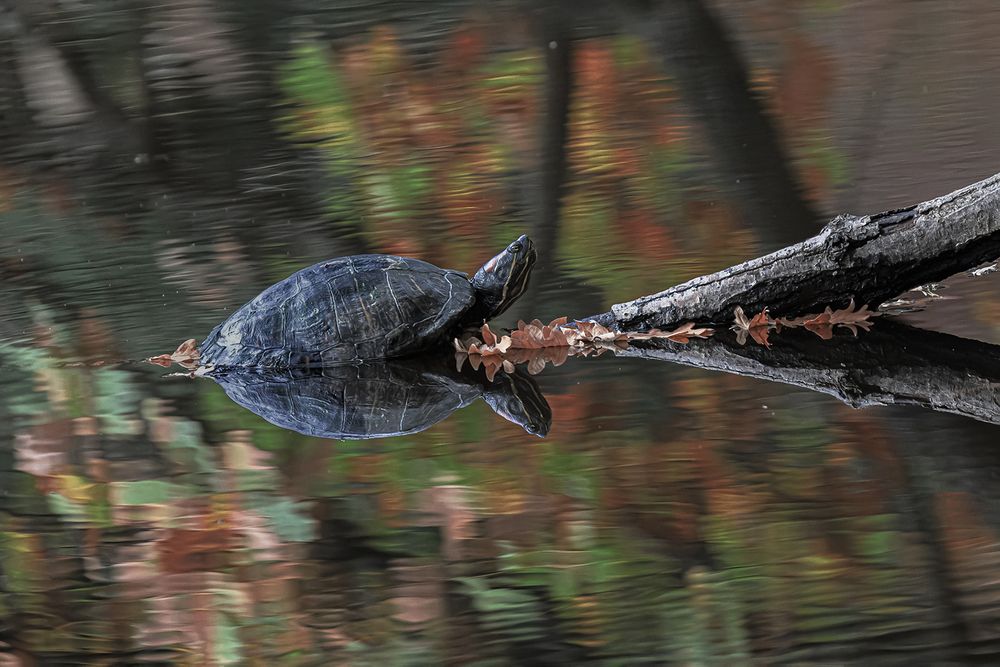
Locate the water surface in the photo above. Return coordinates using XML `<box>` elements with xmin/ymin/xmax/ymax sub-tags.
<box><xmin>3</xmin><ymin>1</ymin><xmax>1000</xmax><ymax>664</ymax></box>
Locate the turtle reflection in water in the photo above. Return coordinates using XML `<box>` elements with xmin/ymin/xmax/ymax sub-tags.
<box><xmin>199</xmin><ymin>236</ymin><xmax>536</xmax><ymax>368</ymax></box>
<box><xmin>207</xmin><ymin>353</ymin><xmax>552</xmax><ymax>439</ymax></box>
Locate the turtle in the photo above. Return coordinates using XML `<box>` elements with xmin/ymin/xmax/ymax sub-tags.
<box><xmin>207</xmin><ymin>352</ymin><xmax>552</xmax><ymax>439</ymax></box>
<box><xmin>198</xmin><ymin>235</ymin><xmax>536</xmax><ymax>368</ymax></box>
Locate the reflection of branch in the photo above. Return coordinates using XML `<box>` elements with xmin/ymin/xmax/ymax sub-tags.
<box><xmin>517</xmin><ymin>5</ymin><xmax>574</xmax><ymax>319</ymax></box>
<box><xmin>616</xmin><ymin>319</ymin><xmax>1000</xmax><ymax>426</ymax></box>
<box><xmin>0</xmin><ymin>23</ymin><xmax>31</xmax><ymax>132</ymax></box>
<box><xmin>627</xmin><ymin>0</ymin><xmax>818</xmax><ymax>246</ymax></box>
<box><xmin>10</xmin><ymin>4</ymin><xmax>143</xmax><ymax>151</ymax></box>
<box><xmin>531</xmin><ymin>6</ymin><xmax>573</xmax><ymax>277</ymax></box>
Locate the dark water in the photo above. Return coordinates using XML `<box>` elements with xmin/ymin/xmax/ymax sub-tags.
<box><xmin>3</xmin><ymin>1</ymin><xmax>1000</xmax><ymax>664</ymax></box>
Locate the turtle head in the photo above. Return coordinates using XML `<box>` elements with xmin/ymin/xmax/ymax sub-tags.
<box><xmin>470</xmin><ymin>235</ymin><xmax>536</xmax><ymax>321</ymax></box>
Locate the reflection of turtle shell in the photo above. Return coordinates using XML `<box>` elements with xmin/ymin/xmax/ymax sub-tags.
<box><xmin>199</xmin><ymin>255</ymin><xmax>476</xmax><ymax>368</ymax></box>
<box><xmin>209</xmin><ymin>361</ymin><xmax>482</xmax><ymax>439</ymax></box>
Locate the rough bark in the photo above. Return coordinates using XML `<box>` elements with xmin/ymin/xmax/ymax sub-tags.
<box><xmin>617</xmin><ymin>319</ymin><xmax>1000</xmax><ymax>426</ymax></box>
<box><xmin>587</xmin><ymin>172</ymin><xmax>1000</xmax><ymax>331</ymax></box>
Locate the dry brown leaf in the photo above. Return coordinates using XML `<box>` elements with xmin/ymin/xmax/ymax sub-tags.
<box><xmin>749</xmin><ymin>309</ymin><xmax>772</xmax><ymax>330</ymax></box>
<box><xmin>455</xmin><ymin>316</ymin><xmax>713</xmax><ymax>377</ymax></box>
<box><xmin>481</xmin><ymin>324</ymin><xmax>498</xmax><ymax>347</ymax></box>
<box><xmin>801</xmin><ymin>299</ymin><xmax>878</xmax><ymax>338</ymax></box>
<box><xmin>827</xmin><ymin>298</ymin><xmax>879</xmax><ymax>334</ymax></box>
<box><xmin>481</xmin><ymin>324</ymin><xmax>512</xmax><ymax>353</ymax></box>
<box><xmin>731</xmin><ymin>307</ymin><xmax>772</xmax><ymax>347</ymax></box>
<box><xmin>147</xmin><ymin>339</ymin><xmax>200</xmax><ymax>369</ymax></box>
<box><xmin>770</xmin><ymin>299</ymin><xmax>880</xmax><ymax>340</ymax></box>
<box><xmin>569</xmin><ymin>320</ymin><xmax>630</xmax><ymax>346</ymax></box>
<box><xmin>455</xmin><ymin>325</ymin><xmax>511</xmax><ymax>356</ymax></box>
<box><xmin>510</xmin><ymin>317</ymin><xmax>571</xmax><ymax>349</ymax></box>
<box><xmin>668</xmin><ymin>323</ymin><xmax>715</xmax><ymax>342</ymax></box>
<box><xmin>629</xmin><ymin>322</ymin><xmax>715</xmax><ymax>344</ymax></box>
<box><xmin>733</xmin><ymin>306</ymin><xmax>751</xmax><ymax>331</ymax></box>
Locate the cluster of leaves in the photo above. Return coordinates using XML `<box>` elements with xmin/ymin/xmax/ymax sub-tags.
<box><xmin>454</xmin><ymin>317</ymin><xmax>713</xmax><ymax>379</ymax></box>
<box><xmin>731</xmin><ymin>299</ymin><xmax>878</xmax><ymax>347</ymax></box>
<box><xmin>147</xmin><ymin>339</ymin><xmax>200</xmax><ymax>369</ymax></box>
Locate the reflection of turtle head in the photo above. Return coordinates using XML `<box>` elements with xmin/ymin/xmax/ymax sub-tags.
<box><xmin>482</xmin><ymin>368</ymin><xmax>552</xmax><ymax>437</ymax></box>
<box><xmin>470</xmin><ymin>235</ymin><xmax>536</xmax><ymax>321</ymax></box>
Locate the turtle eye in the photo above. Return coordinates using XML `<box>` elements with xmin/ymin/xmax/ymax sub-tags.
<box><xmin>510</xmin><ymin>242</ymin><xmax>523</xmax><ymax>253</ymax></box>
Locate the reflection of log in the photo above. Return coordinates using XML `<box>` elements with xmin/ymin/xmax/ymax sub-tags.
<box><xmin>588</xmin><ymin>172</ymin><xmax>1000</xmax><ymax>331</ymax></box>
<box><xmin>529</xmin><ymin>4</ymin><xmax>573</xmax><ymax>284</ymax></box>
<box><xmin>616</xmin><ymin>318</ymin><xmax>1000</xmax><ymax>426</ymax></box>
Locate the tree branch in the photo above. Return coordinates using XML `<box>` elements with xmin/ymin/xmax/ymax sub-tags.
<box><xmin>587</xmin><ymin>172</ymin><xmax>1000</xmax><ymax>330</ymax></box>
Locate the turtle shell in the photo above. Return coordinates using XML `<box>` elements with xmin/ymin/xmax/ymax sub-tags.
<box><xmin>198</xmin><ymin>255</ymin><xmax>475</xmax><ymax>367</ymax></box>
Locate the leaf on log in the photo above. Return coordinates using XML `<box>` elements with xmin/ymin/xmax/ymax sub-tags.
<box><xmin>802</xmin><ymin>299</ymin><xmax>879</xmax><ymax>338</ymax></box>
<box><xmin>147</xmin><ymin>339</ymin><xmax>200</xmax><ymax>369</ymax></box>
<box><xmin>736</xmin><ymin>299</ymin><xmax>880</xmax><ymax>345</ymax></box>
<box><xmin>568</xmin><ymin>320</ymin><xmax>631</xmax><ymax>347</ymax></box>
<box><xmin>453</xmin><ymin>317</ymin><xmax>714</xmax><ymax>378</ymax></box>
<box><xmin>454</xmin><ymin>324</ymin><xmax>513</xmax><ymax>357</ymax></box>
<box><xmin>510</xmin><ymin>317</ymin><xmax>572</xmax><ymax>348</ymax></box>
<box><xmin>628</xmin><ymin>322</ymin><xmax>715</xmax><ymax>343</ymax></box>
<box><xmin>731</xmin><ymin>307</ymin><xmax>773</xmax><ymax>347</ymax></box>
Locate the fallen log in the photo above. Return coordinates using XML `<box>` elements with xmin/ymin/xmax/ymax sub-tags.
<box><xmin>587</xmin><ymin>172</ymin><xmax>1000</xmax><ymax>330</ymax></box>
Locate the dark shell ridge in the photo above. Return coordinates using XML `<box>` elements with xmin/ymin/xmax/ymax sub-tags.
<box><xmin>199</xmin><ymin>255</ymin><xmax>475</xmax><ymax>366</ymax></box>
